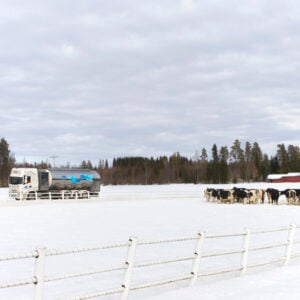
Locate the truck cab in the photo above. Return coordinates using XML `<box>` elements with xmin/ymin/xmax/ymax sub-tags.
<box><xmin>9</xmin><ymin>168</ymin><xmax>39</xmax><ymax>199</ymax></box>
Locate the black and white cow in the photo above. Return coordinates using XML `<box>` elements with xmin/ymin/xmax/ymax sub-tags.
<box><xmin>280</xmin><ymin>189</ymin><xmax>297</xmax><ymax>205</ymax></box>
<box><xmin>204</xmin><ymin>188</ymin><xmax>219</xmax><ymax>202</ymax></box>
<box><xmin>217</xmin><ymin>189</ymin><xmax>235</xmax><ymax>204</ymax></box>
<box><xmin>266</xmin><ymin>188</ymin><xmax>280</xmax><ymax>205</ymax></box>
<box><xmin>232</xmin><ymin>187</ymin><xmax>248</xmax><ymax>203</ymax></box>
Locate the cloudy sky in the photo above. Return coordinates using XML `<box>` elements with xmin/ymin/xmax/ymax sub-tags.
<box><xmin>1</xmin><ymin>0</ymin><xmax>300</xmax><ymax>166</ymax></box>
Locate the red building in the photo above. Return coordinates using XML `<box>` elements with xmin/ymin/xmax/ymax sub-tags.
<box><xmin>267</xmin><ymin>173</ymin><xmax>300</xmax><ymax>183</ymax></box>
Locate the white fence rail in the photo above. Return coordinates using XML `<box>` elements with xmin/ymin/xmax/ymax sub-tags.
<box><xmin>8</xmin><ymin>191</ymin><xmax>100</xmax><ymax>201</ymax></box>
<box><xmin>1</xmin><ymin>224</ymin><xmax>300</xmax><ymax>299</ymax></box>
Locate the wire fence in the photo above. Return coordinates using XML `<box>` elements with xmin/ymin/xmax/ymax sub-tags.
<box><xmin>0</xmin><ymin>224</ymin><xmax>299</xmax><ymax>299</ymax></box>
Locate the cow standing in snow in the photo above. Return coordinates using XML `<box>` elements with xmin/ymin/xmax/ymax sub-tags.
<box><xmin>232</xmin><ymin>187</ymin><xmax>248</xmax><ymax>203</ymax></box>
<box><xmin>204</xmin><ymin>188</ymin><xmax>219</xmax><ymax>202</ymax></box>
<box><xmin>266</xmin><ymin>188</ymin><xmax>280</xmax><ymax>205</ymax></box>
<box><xmin>280</xmin><ymin>189</ymin><xmax>297</xmax><ymax>205</ymax></box>
<box><xmin>247</xmin><ymin>189</ymin><xmax>258</xmax><ymax>204</ymax></box>
<box><xmin>217</xmin><ymin>189</ymin><xmax>235</xmax><ymax>204</ymax></box>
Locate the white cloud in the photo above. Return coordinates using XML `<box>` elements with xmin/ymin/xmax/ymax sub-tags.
<box><xmin>1</xmin><ymin>0</ymin><xmax>300</xmax><ymax>164</ymax></box>
<box><xmin>1</xmin><ymin>67</ymin><xmax>26</xmax><ymax>82</ymax></box>
<box><xmin>180</xmin><ymin>0</ymin><xmax>196</xmax><ymax>10</ymax></box>
<box><xmin>60</xmin><ymin>43</ymin><xmax>77</xmax><ymax>57</ymax></box>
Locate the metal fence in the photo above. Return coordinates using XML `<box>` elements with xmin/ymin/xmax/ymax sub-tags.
<box><xmin>0</xmin><ymin>224</ymin><xmax>299</xmax><ymax>299</ymax></box>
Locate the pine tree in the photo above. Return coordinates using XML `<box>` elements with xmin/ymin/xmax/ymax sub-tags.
<box><xmin>270</xmin><ymin>156</ymin><xmax>280</xmax><ymax>174</ymax></box>
<box><xmin>260</xmin><ymin>154</ymin><xmax>270</xmax><ymax>181</ymax></box>
<box><xmin>287</xmin><ymin>145</ymin><xmax>300</xmax><ymax>172</ymax></box>
<box><xmin>230</xmin><ymin>139</ymin><xmax>245</xmax><ymax>182</ymax></box>
<box><xmin>277</xmin><ymin>144</ymin><xmax>289</xmax><ymax>173</ymax></box>
<box><xmin>219</xmin><ymin>146</ymin><xmax>229</xmax><ymax>183</ymax></box>
<box><xmin>199</xmin><ymin>148</ymin><xmax>208</xmax><ymax>182</ymax></box>
<box><xmin>0</xmin><ymin>138</ymin><xmax>13</xmax><ymax>186</ymax></box>
<box><xmin>251</xmin><ymin>142</ymin><xmax>263</xmax><ymax>180</ymax></box>
<box><xmin>211</xmin><ymin>144</ymin><xmax>219</xmax><ymax>183</ymax></box>
<box><xmin>244</xmin><ymin>141</ymin><xmax>252</xmax><ymax>181</ymax></box>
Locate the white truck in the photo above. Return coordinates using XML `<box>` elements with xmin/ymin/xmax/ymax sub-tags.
<box><xmin>9</xmin><ymin>168</ymin><xmax>101</xmax><ymax>200</ymax></box>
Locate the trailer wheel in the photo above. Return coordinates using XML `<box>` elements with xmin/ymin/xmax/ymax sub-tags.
<box><xmin>72</xmin><ymin>191</ymin><xmax>79</xmax><ymax>199</ymax></box>
<box><xmin>81</xmin><ymin>191</ymin><xmax>89</xmax><ymax>199</ymax></box>
<box><xmin>27</xmin><ymin>192</ymin><xmax>36</xmax><ymax>200</ymax></box>
<box><xmin>63</xmin><ymin>191</ymin><xmax>72</xmax><ymax>199</ymax></box>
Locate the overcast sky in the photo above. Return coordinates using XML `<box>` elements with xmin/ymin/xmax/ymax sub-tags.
<box><xmin>1</xmin><ymin>0</ymin><xmax>300</xmax><ymax>166</ymax></box>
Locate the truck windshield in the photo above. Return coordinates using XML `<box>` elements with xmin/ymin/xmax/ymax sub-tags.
<box><xmin>9</xmin><ymin>177</ymin><xmax>23</xmax><ymax>185</ymax></box>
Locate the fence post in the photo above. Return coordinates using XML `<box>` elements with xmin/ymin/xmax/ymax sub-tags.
<box><xmin>241</xmin><ymin>228</ymin><xmax>250</xmax><ymax>275</ymax></box>
<box><xmin>285</xmin><ymin>223</ymin><xmax>296</xmax><ymax>265</ymax></box>
<box><xmin>190</xmin><ymin>231</ymin><xmax>205</xmax><ymax>286</ymax></box>
<box><xmin>121</xmin><ymin>237</ymin><xmax>137</xmax><ymax>300</ymax></box>
<box><xmin>34</xmin><ymin>247</ymin><xmax>46</xmax><ymax>300</ymax></box>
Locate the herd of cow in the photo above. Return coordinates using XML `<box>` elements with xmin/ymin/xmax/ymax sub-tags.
<box><xmin>204</xmin><ymin>187</ymin><xmax>300</xmax><ymax>205</ymax></box>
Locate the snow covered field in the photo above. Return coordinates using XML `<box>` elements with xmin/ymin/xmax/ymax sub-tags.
<box><xmin>1</xmin><ymin>183</ymin><xmax>300</xmax><ymax>299</ymax></box>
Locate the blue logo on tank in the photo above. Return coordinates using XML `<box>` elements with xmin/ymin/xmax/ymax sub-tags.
<box><xmin>61</xmin><ymin>174</ymin><xmax>93</xmax><ymax>183</ymax></box>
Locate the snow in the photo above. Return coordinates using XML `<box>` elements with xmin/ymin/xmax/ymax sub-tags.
<box><xmin>0</xmin><ymin>183</ymin><xmax>300</xmax><ymax>299</ymax></box>
<box><xmin>267</xmin><ymin>173</ymin><xmax>300</xmax><ymax>180</ymax></box>
<box><xmin>145</xmin><ymin>264</ymin><xmax>300</xmax><ymax>300</ymax></box>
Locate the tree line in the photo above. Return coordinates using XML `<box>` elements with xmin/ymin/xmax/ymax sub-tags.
<box><xmin>97</xmin><ymin>140</ymin><xmax>299</xmax><ymax>184</ymax></box>
<box><xmin>0</xmin><ymin>137</ymin><xmax>299</xmax><ymax>186</ymax></box>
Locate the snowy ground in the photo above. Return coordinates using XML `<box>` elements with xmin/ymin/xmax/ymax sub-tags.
<box><xmin>0</xmin><ymin>183</ymin><xmax>300</xmax><ymax>299</ymax></box>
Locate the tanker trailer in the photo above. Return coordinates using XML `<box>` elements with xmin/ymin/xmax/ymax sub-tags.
<box><xmin>9</xmin><ymin>168</ymin><xmax>100</xmax><ymax>200</ymax></box>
